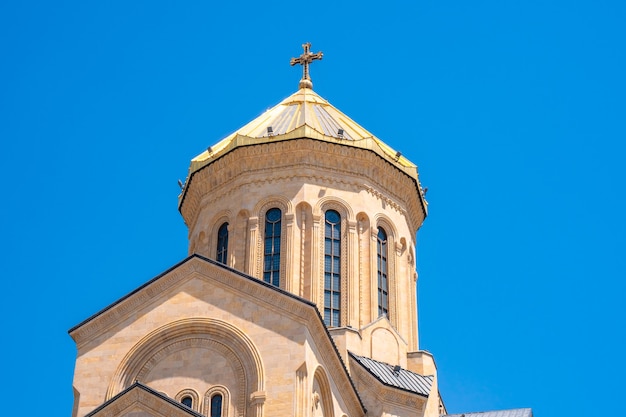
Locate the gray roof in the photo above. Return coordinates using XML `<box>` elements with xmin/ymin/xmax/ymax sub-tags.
<box><xmin>349</xmin><ymin>351</ymin><xmax>433</xmax><ymax>397</ymax></box>
<box><xmin>444</xmin><ymin>408</ymin><xmax>533</xmax><ymax>417</ymax></box>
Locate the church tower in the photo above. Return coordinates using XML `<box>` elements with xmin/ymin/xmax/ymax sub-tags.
<box><xmin>69</xmin><ymin>44</ymin><xmax>444</xmax><ymax>417</ymax></box>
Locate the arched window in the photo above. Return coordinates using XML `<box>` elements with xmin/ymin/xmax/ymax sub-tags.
<box><xmin>324</xmin><ymin>210</ymin><xmax>341</xmax><ymax>327</ymax></box>
<box><xmin>181</xmin><ymin>396</ymin><xmax>193</xmax><ymax>408</ymax></box>
<box><xmin>210</xmin><ymin>393</ymin><xmax>223</xmax><ymax>417</ymax></box>
<box><xmin>263</xmin><ymin>208</ymin><xmax>281</xmax><ymax>286</ymax></box>
<box><xmin>217</xmin><ymin>222</ymin><xmax>229</xmax><ymax>264</ymax></box>
<box><xmin>377</xmin><ymin>227</ymin><xmax>389</xmax><ymax>317</ymax></box>
<box><xmin>177</xmin><ymin>390</ymin><xmax>198</xmax><ymax>411</ymax></box>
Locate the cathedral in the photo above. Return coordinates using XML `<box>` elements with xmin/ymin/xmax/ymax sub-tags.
<box><xmin>68</xmin><ymin>44</ymin><xmax>533</xmax><ymax>417</ymax></box>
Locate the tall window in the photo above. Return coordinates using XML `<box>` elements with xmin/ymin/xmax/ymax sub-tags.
<box><xmin>210</xmin><ymin>393</ymin><xmax>223</xmax><ymax>417</ymax></box>
<box><xmin>263</xmin><ymin>208</ymin><xmax>281</xmax><ymax>286</ymax></box>
<box><xmin>377</xmin><ymin>227</ymin><xmax>389</xmax><ymax>317</ymax></box>
<box><xmin>324</xmin><ymin>210</ymin><xmax>341</xmax><ymax>327</ymax></box>
<box><xmin>217</xmin><ymin>222</ymin><xmax>229</xmax><ymax>264</ymax></box>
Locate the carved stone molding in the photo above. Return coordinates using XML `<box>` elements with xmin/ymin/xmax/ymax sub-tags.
<box><xmin>180</xmin><ymin>139</ymin><xmax>425</xmax><ymax>236</ymax></box>
<box><xmin>135</xmin><ymin>337</ymin><xmax>246</xmax><ymax>415</ymax></box>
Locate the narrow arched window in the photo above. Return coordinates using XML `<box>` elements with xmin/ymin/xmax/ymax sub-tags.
<box><xmin>181</xmin><ymin>396</ymin><xmax>193</xmax><ymax>408</ymax></box>
<box><xmin>324</xmin><ymin>210</ymin><xmax>341</xmax><ymax>327</ymax></box>
<box><xmin>217</xmin><ymin>222</ymin><xmax>229</xmax><ymax>264</ymax></box>
<box><xmin>210</xmin><ymin>393</ymin><xmax>223</xmax><ymax>417</ymax></box>
<box><xmin>377</xmin><ymin>227</ymin><xmax>389</xmax><ymax>317</ymax></box>
<box><xmin>263</xmin><ymin>208</ymin><xmax>282</xmax><ymax>286</ymax></box>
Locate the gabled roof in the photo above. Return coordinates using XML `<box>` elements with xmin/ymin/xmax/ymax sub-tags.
<box><xmin>349</xmin><ymin>351</ymin><xmax>433</xmax><ymax>397</ymax></box>
<box><xmin>85</xmin><ymin>382</ymin><xmax>205</xmax><ymax>417</ymax></box>
<box><xmin>68</xmin><ymin>253</ymin><xmax>316</xmax><ymax>334</ymax></box>
<box><xmin>444</xmin><ymin>409</ymin><xmax>533</xmax><ymax>417</ymax></box>
<box><xmin>69</xmin><ymin>254</ymin><xmax>366</xmax><ymax>414</ymax></box>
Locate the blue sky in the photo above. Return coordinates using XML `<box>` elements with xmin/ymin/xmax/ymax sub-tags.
<box><xmin>1</xmin><ymin>1</ymin><xmax>624</xmax><ymax>416</ymax></box>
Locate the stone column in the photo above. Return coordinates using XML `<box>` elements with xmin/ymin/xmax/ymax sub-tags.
<box><xmin>226</xmin><ymin>223</ymin><xmax>233</xmax><ymax>268</ymax></box>
<box><xmin>311</xmin><ymin>214</ymin><xmax>322</xmax><ymax>309</ymax></box>
<box><xmin>295</xmin><ymin>364</ymin><xmax>308</xmax><ymax>416</ymax></box>
<box><xmin>370</xmin><ymin>227</ymin><xmax>379</xmax><ymax>322</ymax></box>
<box><xmin>357</xmin><ymin>219</ymin><xmax>364</xmax><ymax>328</ymax></box>
<box><xmin>284</xmin><ymin>213</ymin><xmax>295</xmax><ymax>292</ymax></box>
<box><xmin>392</xmin><ymin>241</ymin><xmax>403</xmax><ymax>330</ymax></box>
<box><xmin>249</xmin><ymin>391</ymin><xmax>266</xmax><ymax>417</ymax></box>
<box><xmin>348</xmin><ymin>220</ymin><xmax>358</xmax><ymax>327</ymax></box>
<box><xmin>300</xmin><ymin>208</ymin><xmax>307</xmax><ymax>298</ymax></box>
<box><xmin>247</xmin><ymin>217</ymin><xmax>259</xmax><ymax>278</ymax></box>
<box><xmin>410</xmin><ymin>243</ymin><xmax>419</xmax><ymax>351</ymax></box>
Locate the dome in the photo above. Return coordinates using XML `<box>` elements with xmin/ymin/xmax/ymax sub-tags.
<box><xmin>185</xmin><ymin>87</ymin><xmax>424</xmax><ymax>186</ymax></box>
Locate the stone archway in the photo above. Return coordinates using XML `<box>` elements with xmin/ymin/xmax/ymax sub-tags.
<box><xmin>107</xmin><ymin>318</ymin><xmax>265</xmax><ymax>417</ymax></box>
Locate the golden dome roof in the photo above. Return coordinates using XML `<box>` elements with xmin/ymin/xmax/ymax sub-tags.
<box><xmin>188</xmin><ymin>87</ymin><xmax>420</xmax><ymax>182</ymax></box>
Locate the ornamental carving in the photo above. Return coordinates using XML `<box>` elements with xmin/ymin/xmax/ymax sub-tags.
<box><xmin>180</xmin><ymin>139</ymin><xmax>425</xmax><ymax>236</ymax></box>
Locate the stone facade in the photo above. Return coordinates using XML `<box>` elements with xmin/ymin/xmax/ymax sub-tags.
<box><xmin>183</xmin><ymin>138</ymin><xmax>423</xmax><ymax>353</ymax></box>
<box><xmin>69</xmin><ymin>85</ymin><xmax>442</xmax><ymax>417</ymax></box>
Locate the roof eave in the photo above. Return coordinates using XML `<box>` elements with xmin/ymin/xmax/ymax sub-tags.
<box><xmin>177</xmin><ymin>128</ymin><xmax>428</xmax><ymax>220</ymax></box>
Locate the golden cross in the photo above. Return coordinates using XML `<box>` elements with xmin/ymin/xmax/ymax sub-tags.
<box><xmin>290</xmin><ymin>42</ymin><xmax>323</xmax><ymax>89</ymax></box>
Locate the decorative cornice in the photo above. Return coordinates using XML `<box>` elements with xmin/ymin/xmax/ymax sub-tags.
<box><xmin>249</xmin><ymin>391</ymin><xmax>266</xmax><ymax>405</ymax></box>
<box><xmin>69</xmin><ymin>260</ymin><xmax>195</xmax><ymax>347</ymax></box>
<box><xmin>69</xmin><ymin>256</ymin><xmax>314</xmax><ymax>347</ymax></box>
<box><xmin>180</xmin><ymin>139</ymin><xmax>426</xmax><ymax>236</ymax></box>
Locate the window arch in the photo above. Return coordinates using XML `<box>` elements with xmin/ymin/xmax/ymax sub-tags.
<box><xmin>377</xmin><ymin>227</ymin><xmax>389</xmax><ymax>318</ymax></box>
<box><xmin>210</xmin><ymin>393</ymin><xmax>223</xmax><ymax>417</ymax></box>
<box><xmin>263</xmin><ymin>208</ymin><xmax>282</xmax><ymax>286</ymax></box>
<box><xmin>181</xmin><ymin>396</ymin><xmax>193</xmax><ymax>408</ymax></box>
<box><xmin>324</xmin><ymin>210</ymin><xmax>341</xmax><ymax>327</ymax></box>
<box><xmin>204</xmin><ymin>386</ymin><xmax>230</xmax><ymax>417</ymax></box>
<box><xmin>217</xmin><ymin>222</ymin><xmax>229</xmax><ymax>264</ymax></box>
<box><xmin>175</xmin><ymin>389</ymin><xmax>199</xmax><ymax>412</ymax></box>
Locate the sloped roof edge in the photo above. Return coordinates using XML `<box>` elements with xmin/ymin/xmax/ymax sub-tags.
<box><xmin>349</xmin><ymin>351</ymin><xmax>433</xmax><ymax>398</ymax></box>
<box><xmin>443</xmin><ymin>408</ymin><xmax>534</xmax><ymax>417</ymax></box>
<box><xmin>84</xmin><ymin>381</ymin><xmax>205</xmax><ymax>417</ymax></box>
<box><xmin>69</xmin><ymin>254</ymin><xmax>366</xmax><ymax>414</ymax></box>
<box><xmin>68</xmin><ymin>254</ymin><xmax>315</xmax><ymax>334</ymax></box>
<box><xmin>177</xmin><ymin>87</ymin><xmax>429</xmax><ymax>217</ymax></box>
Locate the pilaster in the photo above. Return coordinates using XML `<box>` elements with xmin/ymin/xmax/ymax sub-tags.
<box><xmin>284</xmin><ymin>213</ymin><xmax>295</xmax><ymax>292</ymax></box>
<box><xmin>311</xmin><ymin>214</ymin><xmax>322</xmax><ymax>309</ymax></box>
<box><xmin>347</xmin><ymin>220</ymin><xmax>358</xmax><ymax>327</ymax></box>
<box><xmin>370</xmin><ymin>227</ymin><xmax>379</xmax><ymax>322</ymax></box>
<box><xmin>247</xmin><ymin>217</ymin><xmax>259</xmax><ymax>277</ymax></box>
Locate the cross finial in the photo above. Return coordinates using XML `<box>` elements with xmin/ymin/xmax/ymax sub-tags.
<box><xmin>290</xmin><ymin>42</ymin><xmax>323</xmax><ymax>89</ymax></box>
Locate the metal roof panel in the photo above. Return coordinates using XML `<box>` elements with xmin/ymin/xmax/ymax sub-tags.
<box><xmin>349</xmin><ymin>352</ymin><xmax>433</xmax><ymax>397</ymax></box>
<box><xmin>444</xmin><ymin>408</ymin><xmax>533</xmax><ymax>417</ymax></box>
